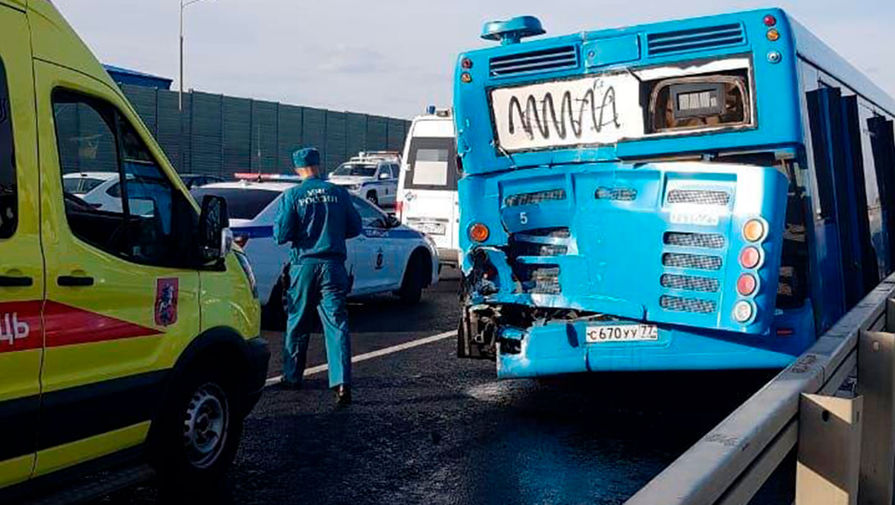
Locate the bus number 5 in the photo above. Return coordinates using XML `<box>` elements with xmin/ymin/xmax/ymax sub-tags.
<box><xmin>519</xmin><ymin>212</ymin><xmax>528</xmax><ymax>225</ymax></box>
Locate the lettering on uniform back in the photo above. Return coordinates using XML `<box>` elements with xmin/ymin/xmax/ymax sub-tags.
<box><xmin>297</xmin><ymin>187</ymin><xmax>340</xmax><ymax>206</ymax></box>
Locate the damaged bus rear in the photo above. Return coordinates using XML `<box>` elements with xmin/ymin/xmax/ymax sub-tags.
<box><xmin>454</xmin><ymin>9</ymin><xmax>817</xmax><ymax>378</ymax></box>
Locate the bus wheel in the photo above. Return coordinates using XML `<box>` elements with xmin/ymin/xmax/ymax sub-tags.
<box><xmin>151</xmin><ymin>360</ymin><xmax>244</xmax><ymax>490</ymax></box>
<box><xmin>366</xmin><ymin>191</ymin><xmax>379</xmax><ymax>206</ymax></box>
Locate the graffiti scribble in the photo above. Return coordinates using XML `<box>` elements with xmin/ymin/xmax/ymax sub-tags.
<box><xmin>507</xmin><ymin>79</ymin><xmax>621</xmax><ymax>141</ymax></box>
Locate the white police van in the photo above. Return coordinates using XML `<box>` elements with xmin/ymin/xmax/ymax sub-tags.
<box><xmin>328</xmin><ymin>152</ymin><xmax>400</xmax><ymax>208</ymax></box>
<box><xmin>191</xmin><ymin>174</ymin><xmax>439</xmax><ymax>326</ymax></box>
<box><xmin>396</xmin><ymin>108</ymin><xmax>460</xmax><ymax>267</ymax></box>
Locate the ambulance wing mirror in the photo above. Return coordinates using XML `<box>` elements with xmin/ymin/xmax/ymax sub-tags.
<box><xmin>198</xmin><ymin>195</ymin><xmax>233</xmax><ymax>263</ymax></box>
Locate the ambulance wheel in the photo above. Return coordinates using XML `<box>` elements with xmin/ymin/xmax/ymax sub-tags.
<box><xmin>366</xmin><ymin>191</ymin><xmax>379</xmax><ymax>206</ymax></box>
<box><xmin>397</xmin><ymin>253</ymin><xmax>427</xmax><ymax>305</ymax></box>
<box><xmin>151</xmin><ymin>359</ymin><xmax>244</xmax><ymax>491</ymax></box>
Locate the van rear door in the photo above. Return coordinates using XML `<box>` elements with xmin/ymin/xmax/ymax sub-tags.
<box><xmin>400</xmin><ymin>136</ymin><xmax>459</xmax><ymax>258</ymax></box>
<box><xmin>0</xmin><ymin>3</ymin><xmax>43</xmax><ymax>489</ymax></box>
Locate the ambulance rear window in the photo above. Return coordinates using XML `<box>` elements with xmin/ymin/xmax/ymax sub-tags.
<box><xmin>191</xmin><ymin>187</ymin><xmax>279</xmax><ymax>220</ymax></box>
<box><xmin>0</xmin><ymin>58</ymin><xmax>15</xmax><ymax>239</ymax></box>
<box><xmin>404</xmin><ymin>137</ymin><xmax>458</xmax><ymax>191</ymax></box>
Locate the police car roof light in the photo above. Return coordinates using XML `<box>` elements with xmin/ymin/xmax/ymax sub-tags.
<box><xmin>481</xmin><ymin>16</ymin><xmax>545</xmax><ymax>45</ymax></box>
<box><xmin>234</xmin><ymin>172</ymin><xmax>303</xmax><ymax>182</ymax></box>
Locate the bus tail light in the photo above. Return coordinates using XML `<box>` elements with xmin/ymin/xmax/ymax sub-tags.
<box><xmin>743</xmin><ymin>219</ymin><xmax>766</xmax><ymax>242</ymax></box>
<box><xmin>763</xmin><ymin>14</ymin><xmax>777</xmax><ymax>27</ymax></box>
<box><xmin>395</xmin><ymin>200</ymin><xmax>404</xmax><ymax>221</ymax></box>
<box><xmin>469</xmin><ymin>223</ymin><xmax>490</xmax><ymax>242</ymax></box>
<box><xmin>733</xmin><ymin>301</ymin><xmax>754</xmax><ymax>323</ymax></box>
<box><xmin>739</xmin><ymin>246</ymin><xmax>761</xmax><ymax>269</ymax></box>
<box><xmin>737</xmin><ymin>274</ymin><xmax>757</xmax><ymax>296</ymax></box>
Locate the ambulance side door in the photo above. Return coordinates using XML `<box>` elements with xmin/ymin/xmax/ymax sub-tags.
<box><xmin>0</xmin><ymin>3</ymin><xmax>43</xmax><ymax>489</ymax></box>
<box><xmin>33</xmin><ymin>61</ymin><xmax>200</xmax><ymax>475</ymax></box>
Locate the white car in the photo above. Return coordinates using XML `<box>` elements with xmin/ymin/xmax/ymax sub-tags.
<box><xmin>191</xmin><ymin>175</ymin><xmax>440</xmax><ymax>326</ymax></box>
<box><xmin>397</xmin><ymin>108</ymin><xmax>461</xmax><ymax>267</ymax></box>
<box><xmin>62</xmin><ymin>171</ymin><xmax>120</xmax><ymax>207</ymax></box>
<box><xmin>328</xmin><ymin>152</ymin><xmax>400</xmax><ymax>208</ymax></box>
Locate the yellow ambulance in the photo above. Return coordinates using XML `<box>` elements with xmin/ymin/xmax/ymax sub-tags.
<box><xmin>0</xmin><ymin>0</ymin><xmax>268</xmax><ymax>498</ymax></box>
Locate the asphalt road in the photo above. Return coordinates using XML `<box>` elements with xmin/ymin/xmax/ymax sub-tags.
<box><xmin>90</xmin><ymin>271</ymin><xmax>788</xmax><ymax>505</ymax></box>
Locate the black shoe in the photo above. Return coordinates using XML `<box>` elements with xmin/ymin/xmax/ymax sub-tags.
<box><xmin>334</xmin><ymin>385</ymin><xmax>351</xmax><ymax>406</ymax></box>
<box><xmin>272</xmin><ymin>379</ymin><xmax>303</xmax><ymax>391</ymax></box>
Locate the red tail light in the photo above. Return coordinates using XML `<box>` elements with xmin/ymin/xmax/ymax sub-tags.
<box><xmin>395</xmin><ymin>200</ymin><xmax>404</xmax><ymax>221</ymax></box>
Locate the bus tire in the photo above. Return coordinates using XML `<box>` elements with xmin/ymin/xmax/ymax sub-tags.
<box><xmin>366</xmin><ymin>191</ymin><xmax>379</xmax><ymax>206</ymax></box>
<box><xmin>151</xmin><ymin>359</ymin><xmax>244</xmax><ymax>491</ymax></box>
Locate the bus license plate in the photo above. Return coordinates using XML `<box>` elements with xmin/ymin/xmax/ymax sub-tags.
<box><xmin>416</xmin><ymin>221</ymin><xmax>446</xmax><ymax>235</ymax></box>
<box><xmin>586</xmin><ymin>324</ymin><xmax>658</xmax><ymax>343</ymax></box>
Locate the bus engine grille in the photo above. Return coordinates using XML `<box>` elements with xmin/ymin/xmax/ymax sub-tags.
<box><xmin>666</xmin><ymin>189</ymin><xmax>731</xmax><ymax>206</ymax></box>
<box><xmin>662</xmin><ymin>253</ymin><xmax>723</xmax><ymax>271</ymax></box>
<box><xmin>505</xmin><ymin>189</ymin><xmax>567</xmax><ymax>207</ymax></box>
<box><xmin>489</xmin><ymin>46</ymin><xmax>578</xmax><ymax>77</ymax></box>
<box><xmin>659</xmin><ymin>295</ymin><xmax>717</xmax><ymax>314</ymax></box>
<box><xmin>646</xmin><ymin>24</ymin><xmax>746</xmax><ymax>57</ymax></box>
<box><xmin>663</xmin><ymin>232</ymin><xmax>725</xmax><ymax>249</ymax></box>
<box><xmin>660</xmin><ymin>274</ymin><xmax>720</xmax><ymax>293</ymax></box>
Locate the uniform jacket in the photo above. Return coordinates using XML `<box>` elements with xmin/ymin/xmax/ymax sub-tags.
<box><xmin>273</xmin><ymin>176</ymin><xmax>363</xmax><ymax>264</ymax></box>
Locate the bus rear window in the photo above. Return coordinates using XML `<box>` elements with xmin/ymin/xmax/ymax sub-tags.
<box><xmin>190</xmin><ymin>188</ymin><xmax>280</xmax><ymax>220</ymax></box>
<box><xmin>648</xmin><ymin>71</ymin><xmax>752</xmax><ymax>133</ymax></box>
<box><xmin>405</xmin><ymin>137</ymin><xmax>458</xmax><ymax>191</ymax></box>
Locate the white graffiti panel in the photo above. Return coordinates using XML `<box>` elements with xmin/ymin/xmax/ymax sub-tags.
<box><xmin>491</xmin><ymin>73</ymin><xmax>645</xmax><ymax>152</ymax></box>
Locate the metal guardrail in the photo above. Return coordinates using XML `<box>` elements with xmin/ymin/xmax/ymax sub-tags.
<box><xmin>627</xmin><ymin>274</ymin><xmax>895</xmax><ymax>505</ymax></box>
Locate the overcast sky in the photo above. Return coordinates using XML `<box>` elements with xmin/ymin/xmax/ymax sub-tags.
<box><xmin>53</xmin><ymin>0</ymin><xmax>894</xmax><ymax>119</ymax></box>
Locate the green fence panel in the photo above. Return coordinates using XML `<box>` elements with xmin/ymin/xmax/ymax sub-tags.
<box><xmin>250</xmin><ymin>100</ymin><xmax>278</xmax><ymax>173</ymax></box>
<box><xmin>387</xmin><ymin>118</ymin><xmax>406</xmax><ymax>152</ymax></box>
<box><xmin>277</xmin><ymin>104</ymin><xmax>303</xmax><ymax>172</ymax></box>
<box><xmin>121</xmin><ymin>85</ymin><xmax>158</xmax><ymax>136</ymax></box>
<box><xmin>324</xmin><ymin>111</ymin><xmax>347</xmax><ymax>172</ymax></box>
<box><xmin>190</xmin><ymin>92</ymin><xmax>223</xmax><ymax>176</ymax></box>
<box><xmin>346</xmin><ymin>112</ymin><xmax>367</xmax><ymax>159</ymax></box>
<box><xmin>155</xmin><ymin>90</ymin><xmax>185</xmax><ymax>171</ymax></box>
<box><xmin>222</xmin><ymin>96</ymin><xmax>251</xmax><ymax>176</ymax></box>
<box><xmin>366</xmin><ymin>115</ymin><xmax>388</xmax><ymax>151</ymax></box>
<box><xmin>120</xmin><ymin>88</ymin><xmax>409</xmax><ymax>176</ymax></box>
<box><xmin>302</xmin><ymin>107</ymin><xmax>327</xmax><ymax>167</ymax></box>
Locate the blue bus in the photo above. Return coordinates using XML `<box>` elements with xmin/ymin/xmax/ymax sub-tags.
<box><xmin>453</xmin><ymin>9</ymin><xmax>895</xmax><ymax>378</ymax></box>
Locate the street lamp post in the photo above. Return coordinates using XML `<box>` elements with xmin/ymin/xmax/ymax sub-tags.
<box><xmin>179</xmin><ymin>0</ymin><xmax>210</xmax><ymax>111</ymax></box>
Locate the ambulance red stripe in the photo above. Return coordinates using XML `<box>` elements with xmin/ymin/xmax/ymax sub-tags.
<box><xmin>0</xmin><ymin>300</ymin><xmax>162</xmax><ymax>353</ymax></box>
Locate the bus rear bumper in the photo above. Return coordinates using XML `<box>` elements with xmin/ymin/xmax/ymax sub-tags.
<box><xmin>495</xmin><ymin>309</ymin><xmax>815</xmax><ymax>379</ymax></box>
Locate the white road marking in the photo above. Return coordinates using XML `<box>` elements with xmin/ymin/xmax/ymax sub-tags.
<box><xmin>265</xmin><ymin>330</ymin><xmax>457</xmax><ymax>387</ymax></box>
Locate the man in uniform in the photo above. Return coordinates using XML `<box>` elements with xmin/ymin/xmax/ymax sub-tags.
<box><xmin>274</xmin><ymin>147</ymin><xmax>363</xmax><ymax>405</ymax></box>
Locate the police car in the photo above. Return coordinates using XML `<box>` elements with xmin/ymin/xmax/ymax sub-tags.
<box><xmin>328</xmin><ymin>151</ymin><xmax>400</xmax><ymax>207</ymax></box>
<box><xmin>192</xmin><ymin>174</ymin><xmax>440</xmax><ymax>323</ymax></box>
